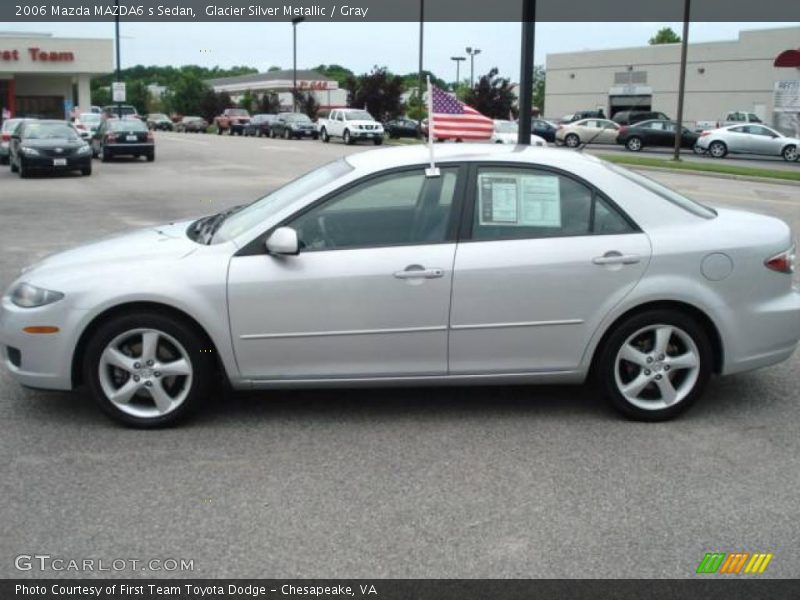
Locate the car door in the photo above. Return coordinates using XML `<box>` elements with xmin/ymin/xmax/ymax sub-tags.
<box><xmin>598</xmin><ymin>120</ymin><xmax>620</xmax><ymax>144</ymax></box>
<box><xmin>724</xmin><ymin>126</ymin><xmax>749</xmax><ymax>153</ymax></box>
<box><xmin>227</xmin><ymin>165</ymin><xmax>465</xmax><ymax>380</ymax></box>
<box><xmin>745</xmin><ymin>125</ymin><xmax>783</xmax><ymax>156</ymax></box>
<box><xmin>449</xmin><ymin>164</ymin><xmax>651</xmax><ymax>374</ymax></box>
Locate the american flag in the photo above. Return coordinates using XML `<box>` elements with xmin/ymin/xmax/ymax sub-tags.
<box><xmin>429</xmin><ymin>85</ymin><xmax>493</xmax><ymax>140</ymax></box>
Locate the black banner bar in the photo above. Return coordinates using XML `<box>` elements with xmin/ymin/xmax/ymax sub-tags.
<box><xmin>4</xmin><ymin>579</ymin><xmax>800</xmax><ymax>600</ymax></box>
<box><xmin>3</xmin><ymin>0</ymin><xmax>800</xmax><ymax>22</ymax></box>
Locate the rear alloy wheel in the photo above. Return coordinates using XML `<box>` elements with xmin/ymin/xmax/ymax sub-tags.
<box><xmin>84</xmin><ymin>312</ymin><xmax>214</xmax><ymax>427</ymax></box>
<box><xmin>708</xmin><ymin>141</ymin><xmax>727</xmax><ymax>158</ymax></box>
<box><xmin>625</xmin><ymin>136</ymin><xmax>643</xmax><ymax>152</ymax></box>
<box><xmin>564</xmin><ymin>133</ymin><xmax>580</xmax><ymax>148</ymax></box>
<box><xmin>782</xmin><ymin>145</ymin><xmax>798</xmax><ymax>162</ymax></box>
<box><xmin>598</xmin><ymin>309</ymin><xmax>711</xmax><ymax>421</ymax></box>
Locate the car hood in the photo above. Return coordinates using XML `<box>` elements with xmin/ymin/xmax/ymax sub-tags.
<box><xmin>22</xmin><ymin>220</ymin><xmax>199</xmax><ymax>279</ymax></box>
<box><xmin>345</xmin><ymin>120</ymin><xmax>382</xmax><ymax>127</ymax></box>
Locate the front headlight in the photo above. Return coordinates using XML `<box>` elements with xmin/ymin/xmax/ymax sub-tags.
<box><xmin>10</xmin><ymin>283</ymin><xmax>65</xmax><ymax>308</ymax></box>
<box><xmin>76</xmin><ymin>145</ymin><xmax>91</xmax><ymax>155</ymax></box>
<box><xmin>21</xmin><ymin>146</ymin><xmax>40</xmax><ymax>156</ymax></box>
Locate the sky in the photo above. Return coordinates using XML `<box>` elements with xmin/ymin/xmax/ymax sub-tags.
<box><xmin>1</xmin><ymin>21</ymin><xmax>797</xmax><ymax>81</ymax></box>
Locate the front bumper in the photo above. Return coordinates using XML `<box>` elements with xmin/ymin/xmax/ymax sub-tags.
<box><xmin>20</xmin><ymin>154</ymin><xmax>91</xmax><ymax>171</ymax></box>
<box><xmin>0</xmin><ymin>295</ymin><xmax>88</xmax><ymax>390</ymax></box>
<box><xmin>350</xmin><ymin>130</ymin><xmax>383</xmax><ymax>139</ymax></box>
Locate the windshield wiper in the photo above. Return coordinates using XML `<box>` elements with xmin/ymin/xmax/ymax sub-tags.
<box><xmin>190</xmin><ymin>205</ymin><xmax>246</xmax><ymax>245</ymax></box>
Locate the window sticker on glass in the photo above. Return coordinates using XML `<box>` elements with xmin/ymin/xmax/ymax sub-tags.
<box><xmin>519</xmin><ymin>176</ymin><xmax>561</xmax><ymax>227</ymax></box>
<box><xmin>479</xmin><ymin>175</ymin><xmax>518</xmax><ymax>225</ymax></box>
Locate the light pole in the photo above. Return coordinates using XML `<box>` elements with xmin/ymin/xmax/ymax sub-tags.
<box><xmin>291</xmin><ymin>16</ymin><xmax>305</xmax><ymax>112</ymax></box>
<box><xmin>450</xmin><ymin>56</ymin><xmax>465</xmax><ymax>90</ymax></box>
<box><xmin>672</xmin><ymin>0</ymin><xmax>691</xmax><ymax>161</ymax></box>
<box><xmin>465</xmin><ymin>47</ymin><xmax>481</xmax><ymax>87</ymax></box>
<box><xmin>114</xmin><ymin>0</ymin><xmax>121</xmax><ymax>119</ymax></box>
<box><xmin>417</xmin><ymin>0</ymin><xmax>424</xmax><ymax>129</ymax></box>
<box><xmin>518</xmin><ymin>1</ymin><xmax>535</xmax><ymax>144</ymax></box>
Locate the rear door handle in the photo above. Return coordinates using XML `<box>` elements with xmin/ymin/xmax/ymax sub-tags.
<box><xmin>393</xmin><ymin>265</ymin><xmax>444</xmax><ymax>279</ymax></box>
<box><xmin>592</xmin><ymin>252</ymin><xmax>641</xmax><ymax>266</ymax></box>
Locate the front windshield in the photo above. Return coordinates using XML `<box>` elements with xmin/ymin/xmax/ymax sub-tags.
<box><xmin>286</xmin><ymin>113</ymin><xmax>311</xmax><ymax>123</ymax></box>
<box><xmin>495</xmin><ymin>121</ymin><xmax>518</xmax><ymax>133</ymax></box>
<box><xmin>212</xmin><ymin>158</ymin><xmax>354</xmax><ymax>243</ymax></box>
<box><xmin>2</xmin><ymin>119</ymin><xmax>22</xmax><ymax>132</ymax></box>
<box><xmin>23</xmin><ymin>123</ymin><xmax>79</xmax><ymax>140</ymax></box>
<box><xmin>344</xmin><ymin>111</ymin><xmax>373</xmax><ymax>121</ymax></box>
<box><xmin>80</xmin><ymin>113</ymin><xmax>101</xmax><ymax>124</ymax></box>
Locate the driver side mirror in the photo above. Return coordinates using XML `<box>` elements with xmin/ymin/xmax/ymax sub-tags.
<box><xmin>265</xmin><ymin>227</ymin><xmax>299</xmax><ymax>256</ymax></box>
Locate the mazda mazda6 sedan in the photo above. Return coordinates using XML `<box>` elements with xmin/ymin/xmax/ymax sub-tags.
<box><xmin>2</xmin><ymin>145</ymin><xmax>798</xmax><ymax>427</ymax></box>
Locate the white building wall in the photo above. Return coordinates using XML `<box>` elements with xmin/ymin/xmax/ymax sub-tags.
<box><xmin>544</xmin><ymin>26</ymin><xmax>800</xmax><ymax>127</ymax></box>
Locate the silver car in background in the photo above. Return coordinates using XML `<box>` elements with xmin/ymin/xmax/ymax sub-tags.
<box><xmin>1</xmin><ymin>145</ymin><xmax>798</xmax><ymax>427</ymax></box>
<box><xmin>697</xmin><ymin>124</ymin><xmax>800</xmax><ymax>161</ymax></box>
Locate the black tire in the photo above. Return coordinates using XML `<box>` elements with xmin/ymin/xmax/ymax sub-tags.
<box><xmin>321</xmin><ymin>128</ymin><xmax>330</xmax><ymax>143</ymax></box>
<box><xmin>596</xmin><ymin>309</ymin><xmax>712</xmax><ymax>422</ymax></box>
<box><xmin>146</xmin><ymin>150</ymin><xmax>155</xmax><ymax>162</ymax></box>
<box><xmin>10</xmin><ymin>158</ymin><xmax>18</xmax><ymax>173</ymax></box>
<box><xmin>83</xmin><ymin>311</ymin><xmax>215</xmax><ymax>428</ymax></box>
<box><xmin>0</xmin><ymin>156</ymin><xmax>8</xmax><ymax>165</ymax></box>
<box><xmin>708</xmin><ymin>140</ymin><xmax>727</xmax><ymax>159</ymax></box>
<box><xmin>343</xmin><ymin>129</ymin><xmax>352</xmax><ymax>145</ymax></box>
<box><xmin>217</xmin><ymin>127</ymin><xmax>223</xmax><ymax>135</ymax></box>
<box><xmin>625</xmin><ymin>136</ymin><xmax>643</xmax><ymax>152</ymax></box>
<box><xmin>781</xmin><ymin>145</ymin><xmax>798</xmax><ymax>162</ymax></box>
<box><xmin>81</xmin><ymin>165</ymin><xmax>92</xmax><ymax>176</ymax></box>
<box><xmin>564</xmin><ymin>133</ymin><xmax>580</xmax><ymax>148</ymax></box>
<box><xmin>100</xmin><ymin>147</ymin><xmax>111</xmax><ymax>162</ymax></box>
<box><xmin>18</xmin><ymin>159</ymin><xmax>28</xmax><ymax>178</ymax></box>
<box><xmin>373</xmin><ymin>138</ymin><xmax>383</xmax><ymax>145</ymax></box>
<box><xmin>283</xmin><ymin>128</ymin><xmax>291</xmax><ymax>140</ymax></box>
<box><xmin>312</xmin><ymin>133</ymin><xmax>319</xmax><ymax>140</ymax></box>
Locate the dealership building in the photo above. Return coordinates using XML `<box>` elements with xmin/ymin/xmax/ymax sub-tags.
<box><xmin>544</xmin><ymin>26</ymin><xmax>800</xmax><ymax>133</ymax></box>
<box><xmin>206</xmin><ymin>68</ymin><xmax>347</xmax><ymax>111</ymax></box>
<box><xmin>0</xmin><ymin>32</ymin><xmax>113</xmax><ymax>120</ymax></box>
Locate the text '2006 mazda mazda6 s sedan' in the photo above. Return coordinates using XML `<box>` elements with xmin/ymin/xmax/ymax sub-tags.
<box><xmin>1</xmin><ymin>145</ymin><xmax>799</xmax><ymax>427</ymax></box>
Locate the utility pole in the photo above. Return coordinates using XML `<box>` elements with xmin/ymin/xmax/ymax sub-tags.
<box><xmin>115</xmin><ymin>0</ymin><xmax>121</xmax><ymax>119</ymax></box>
<box><xmin>466</xmin><ymin>47</ymin><xmax>481</xmax><ymax>88</ymax></box>
<box><xmin>417</xmin><ymin>0</ymin><xmax>424</xmax><ymax>128</ymax></box>
<box><xmin>450</xmin><ymin>56</ymin><xmax>465</xmax><ymax>91</ymax></box>
<box><xmin>673</xmin><ymin>0</ymin><xmax>691</xmax><ymax>161</ymax></box>
<box><xmin>518</xmin><ymin>1</ymin><xmax>535</xmax><ymax>145</ymax></box>
<box><xmin>292</xmin><ymin>16</ymin><xmax>305</xmax><ymax>112</ymax></box>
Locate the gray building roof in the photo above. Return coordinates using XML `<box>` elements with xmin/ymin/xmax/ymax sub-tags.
<box><xmin>205</xmin><ymin>69</ymin><xmax>332</xmax><ymax>87</ymax></box>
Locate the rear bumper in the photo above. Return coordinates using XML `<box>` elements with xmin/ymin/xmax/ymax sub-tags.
<box><xmin>105</xmin><ymin>143</ymin><xmax>154</xmax><ymax>155</ymax></box>
<box><xmin>722</xmin><ymin>286</ymin><xmax>800</xmax><ymax>374</ymax></box>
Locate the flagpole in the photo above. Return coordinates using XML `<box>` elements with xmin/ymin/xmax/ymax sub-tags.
<box><xmin>426</xmin><ymin>76</ymin><xmax>439</xmax><ymax>177</ymax></box>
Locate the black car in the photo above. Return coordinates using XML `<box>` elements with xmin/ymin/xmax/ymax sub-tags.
<box><xmin>616</xmin><ymin>119</ymin><xmax>699</xmax><ymax>152</ymax></box>
<box><xmin>612</xmin><ymin>110</ymin><xmax>670</xmax><ymax>126</ymax></box>
<box><xmin>9</xmin><ymin>120</ymin><xmax>92</xmax><ymax>178</ymax></box>
<box><xmin>176</xmin><ymin>116</ymin><xmax>209</xmax><ymax>133</ymax></box>
<box><xmin>92</xmin><ymin>118</ymin><xmax>155</xmax><ymax>162</ymax></box>
<box><xmin>146</xmin><ymin>113</ymin><xmax>173</xmax><ymax>131</ymax></box>
<box><xmin>244</xmin><ymin>114</ymin><xmax>277</xmax><ymax>137</ymax></box>
<box><xmin>270</xmin><ymin>113</ymin><xmax>318</xmax><ymax>139</ymax></box>
<box><xmin>531</xmin><ymin>118</ymin><xmax>557</xmax><ymax>143</ymax></box>
<box><xmin>384</xmin><ymin>118</ymin><xmax>420</xmax><ymax>139</ymax></box>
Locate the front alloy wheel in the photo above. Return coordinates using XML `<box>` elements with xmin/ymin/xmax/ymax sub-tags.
<box><xmin>85</xmin><ymin>312</ymin><xmax>214</xmax><ymax>427</ymax></box>
<box><xmin>599</xmin><ymin>310</ymin><xmax>711</xmax><ymax>421</ymax></box>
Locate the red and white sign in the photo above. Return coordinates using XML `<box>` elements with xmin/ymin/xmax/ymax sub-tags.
<box><xmin>0</xmin><ymin>47</ymin><xmax>75</xmax><ymax>62</ymax></box>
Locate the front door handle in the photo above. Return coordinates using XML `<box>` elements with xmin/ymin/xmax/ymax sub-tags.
<box><xmin>393</xmin><ymin>265</ymin><xmax>444</xmax><ymax>279</ymax></box>
<box><xmin>592</xmin><ymin>252</ymin><xmax>641</xmax><ymax>266</ymax></box>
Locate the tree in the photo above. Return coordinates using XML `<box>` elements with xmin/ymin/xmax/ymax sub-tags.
<box><xmin>199</xmin><ymin>89</ymin><xmax>220</xmax><ymax>122</ymax></box>
<box><xmin>267</xmin><ymin>65</ymin><xmax>282</xmax><ymax>72</ymax></box>
<box><xmin>399</xmin><ymin>70</ymin><xmax>447</xmax><ymax>93</ymax></box>
<box><xmin>169</xmin><ymin>72</ymin><xmax>210</xmax><ymax>116</ymax></box>
<box><xmin>257</xmin><ymin>92</ymin><xmax>281</xmax><ymax>114</ymax></box>
<box><xmin>312</xmin><ymin>64</ymin><xmax>355</xmax><ymax>89</ymax></box>
<box><xmin>404</xmin><ymin>90</ymin><xmax>426</xmax><ymax>121</ymax></box>
<box><xmin>239</xmin><ymin>89</ymin><xmax>255</xmax><ymax>112</ymax></box>
<box><xmin>532</xmin><ymin>64</ymin><xmax>545</xmax><ymax>115</ymax></box>
<box><xmin>126</xmin><ymin>80</ymin><xmax>149</xmax><ymax>115</ymax></box>
<box><xmin>293</xmin><ymin>91</ymin><xmax>320</xmax><ymax>120</ymax></box>
<box><xmin>649</xmin><ymin>27</ymin><xmax>681</xmax><ymax>45</ymax></box>
<box><xmin>345</xmin><ymin>66</ymin><xmax>404</xmax><ymax>121</ymax></box>
<box><xmin>464</xmin><ymin>68</ymin><xmax>516</xmax><ymax>119</ymax></box>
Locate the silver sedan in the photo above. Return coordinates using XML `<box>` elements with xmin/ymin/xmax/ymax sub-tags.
<box><xmin>696</xmin><ymin>124</ymin><xmax>800</xmax><ymax>161</ymax></box>
<box><xmin>2</xmin><ymin>145</ymin><xmax>799</xmax><ymax>427</ymax></box>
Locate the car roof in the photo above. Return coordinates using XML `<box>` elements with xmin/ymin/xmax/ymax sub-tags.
<box><xmin>344</xmin><ymin>143</ymin><xmax>604</xmax><ymax>172</ymax></box>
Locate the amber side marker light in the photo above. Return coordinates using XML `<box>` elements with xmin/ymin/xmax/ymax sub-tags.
<box><xmin>23</xmin><ymin>326</ymin><xmax>60</xmax><ymax>334</ymax></box>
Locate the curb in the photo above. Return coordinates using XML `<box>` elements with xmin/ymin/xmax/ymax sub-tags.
<box><xmin>618</xmin><ymin>164</ymin><xmax>800</xmax><ymax>188</ymax></box>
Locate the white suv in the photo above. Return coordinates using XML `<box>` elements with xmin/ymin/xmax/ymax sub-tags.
<box><xmin>318</xmin><ymin>109</ymin><xmax>384</xmax><ymax>145</ymax></box>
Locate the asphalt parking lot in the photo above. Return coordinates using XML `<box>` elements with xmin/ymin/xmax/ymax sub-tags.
<box><xmin>1</xmin><ymin>132</ymin><xmax>799</xmax><ymax>579</ymax></box>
